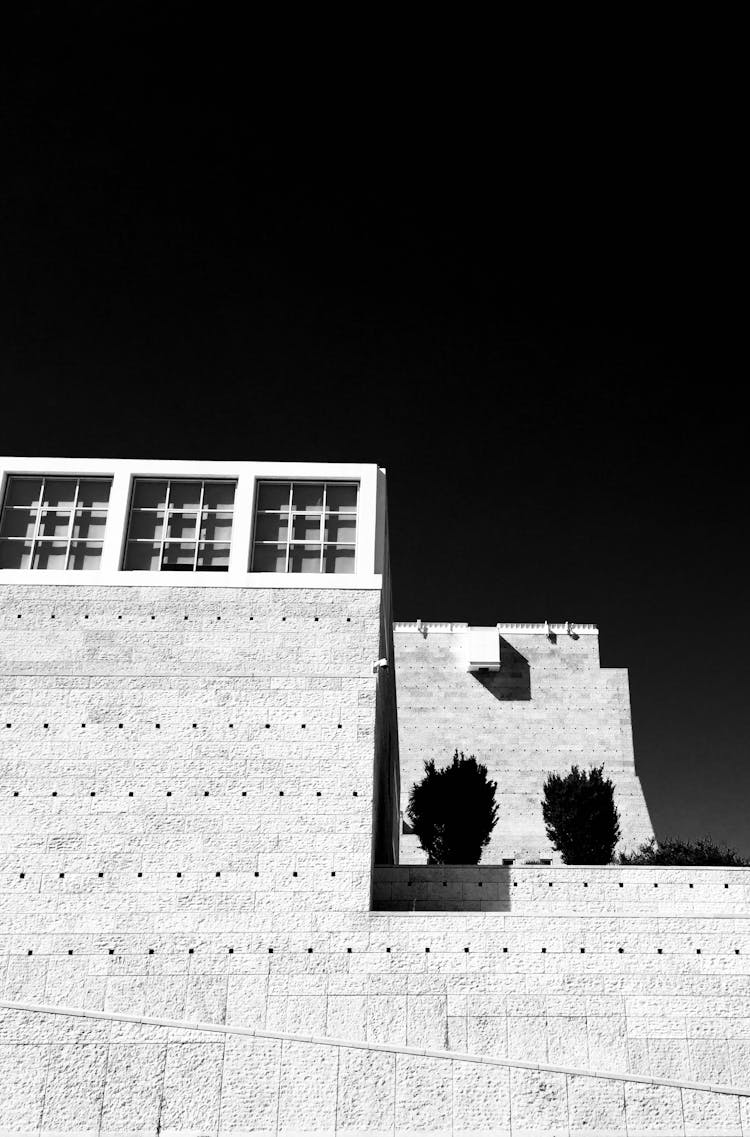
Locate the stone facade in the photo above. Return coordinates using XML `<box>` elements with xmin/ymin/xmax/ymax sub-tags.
<box><xmin>394</xmin><ymin>622</ymin><xmax>654</xmax><ymax>862</ymax></box>
<box><xmin>0</xmin><ymin>458</ymin><xmax>747</xmax><ymax>1135</ymax></box>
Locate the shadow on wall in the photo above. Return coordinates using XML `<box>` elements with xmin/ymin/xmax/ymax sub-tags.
<box><xmin>372</xmin><ymin>864</ymin><xmax>516</xmax><ymax>911</ymax></box>
<box><xmin>472</xmin><ymin>636</ymin><xmax>531</xmax><ymax>701</ymax></box>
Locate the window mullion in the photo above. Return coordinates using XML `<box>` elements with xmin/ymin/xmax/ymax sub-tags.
<box><xmin>194</xmin><ymin>481</ymin><xmax>204</xmax><ymax>572</ymax></box>
<box><xmin>285</xmin><ymin>482</ymin><xmax>293</xmax><ymax>573</ymax></box>
<box><xmin>67</xmin><ymin>477</ymin><xmax>80</xmax><ymax>568</ymax></box>
<box><xmin>320</xmin><ymin>482</ymin><xmax>327</xmax><ymax>572</ymax></box>
<box><xmin>30</xmin><ymin>476</ymin><xmax>45</xmax><ymax>565</ymax></box>
<box><xmin>160</xmin><ymin>481</ymin><xmax>171</xmax><ymax>571</ymax></box>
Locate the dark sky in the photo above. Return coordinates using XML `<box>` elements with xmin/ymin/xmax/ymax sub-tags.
<box><xmin>1</xmin><ymin>24</ymin><xmax>746</xmax><ymax>851</ymax></box>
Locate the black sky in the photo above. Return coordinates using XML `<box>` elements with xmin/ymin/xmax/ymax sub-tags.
<box><xmin>1</xmin><ymin>23</ymin><xmax>747</xmax><ymax>851</ymax></box>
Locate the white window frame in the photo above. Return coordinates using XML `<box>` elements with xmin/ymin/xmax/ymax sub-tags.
<box><xmin>0</xmin><ymin>474</ymin><xmax>112</xmax><ymax>571</ymax></box>
<box><xmin>251</xmin><ymin>479</ymin><xmax>358</xmax><ymax>574</ymax></box>
<box><xmin>123</xmin><ymin>477</ymin><xmax>236</xmax><ymax>572</ymax></box>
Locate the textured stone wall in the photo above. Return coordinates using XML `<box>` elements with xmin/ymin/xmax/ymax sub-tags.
<box><xmin>0</xmin><ymin>585</ymin><xmax>747</xmax><ymax>1134</ymax></box>
<box><xmin>394</xmin><ymin>624</ymin><xmax>654</xmax><ymax>862</ymax></box>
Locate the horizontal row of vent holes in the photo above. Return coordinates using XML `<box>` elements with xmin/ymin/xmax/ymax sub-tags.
<box><xmin>16</xmin><ymin>871</ymin><xmax>338</xmax><ymax>879</ymax></box>
<box><xmin>15</xmin><ymin>947</ymin><xmax>744</xmax><ymax>956</ymax></box>
<box><xmin>11</xmin><ymin>614</ymin><xmax>354</xmax><ymax>623</ymax></box>
<box><xmin>11</xmin><ymin>791</ymin><xmax>359</xmax><ymax>798</ymax></box>
<box><xmin>5</xmin><ymin>723</ymin><xmax>345</xmax><ymax>730</ymax></box>
<box><xmin>9</xmin><ymin>870</ymin><xmax>733</xmax><ymax>889</ymax></box>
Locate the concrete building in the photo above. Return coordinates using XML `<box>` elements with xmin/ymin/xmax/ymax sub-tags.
<box><xmin>0</xmin><ymin>456</ymin><xmax>748</xmax><ymax>1136</ymax></box>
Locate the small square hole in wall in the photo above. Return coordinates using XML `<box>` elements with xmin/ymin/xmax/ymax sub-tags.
<box><xmin>618</xmin><ymin>948</ymin><xmax>624</xmax><ymax>953</ymax></box>
<box><xmin>19</xmin><ymin>872</ymin><xmax>24</xmax><ymax>879</ymax></box>
<box><xmin>353</xmin><ymin>791</ymin><xmax>358</xmax><ymax>797</ymax></box>
<box><xmin>254</xmin><ymin>872</ymin><xmax>259</xmax><ymax>877</ymax></box>
<box><xmin>331</xmin><ymin>872</ymin><xmax>336</xmax><ymax>877</ymax></box>
<box><xmin>229</xmin><ymin>723</ymin><xmax>234</xmax><ymax>729</ymax></box>
<box><xmin>308</xmin><ymin>947</ymin><xmax>313</xmax><ymax>953</ymax></box>
<box><xmin>425</xmin><ymin>947</ymin><xmax>430</xmax><ymax>953</ymax></box>
<box><xmin>337</xmin><ymin>724</ymin><xmax>342</xmax><ymax>729</ymax></box>
<box><xmin>192</xmin><ymin>723</ymin><xmax>197</xmax><ymax>729</ymax></box>
<box><xmin>59</xmin><ymin>872</ymin><xmax>64</xmax><ymax>879</ymax></box>
<box><xmin>279</xmin><ymin>791</ymin><xmax>284</xmax><ymax>796</ymax></box>
<box><xmin>43</xmin><ymin>723</ymin><xmax>48</xmax><ymax>729</ymax></box>
<box><xmin>166</xmin><ymin>791</ymin><xmax>171</xmax><ymax>796</ymax></box>
<box><xmin>619</xmin><ymin>882</ymin><xmax>624</xmax><ymax>887</ymax></box>
<box><xmin>189</xmin><ymin>948</ymin><xmax>194</xmax><ymax>954</ymax></box>
<box><xmin>316</xmin><ymin>791</ymin><xmax>321</xmax><ymax>796</ymax></box>
<box><xmin>464</xmin><ymin>947</ymin><xmax>470</xmax><ymax>953</ymax></box>
<box><xmin>118</xmin><ymin>724</ymin><xmax>123</xmax><ymax>729</ymax></box>
<box><xmin>90</xmin><ymin>791</ymin><xmax>96</xmax><ymax>797</ymax></box>
<box><xmin>68</xmin><ymin>949</ymin><xmax>73</xmax><ymax>955</ymax></box>
<box><xmin>52</xmin><ymin>791</ymin><xmax>57</xmax><ymax>797</ymax></box>
<box><xmin>541</xmin><ymin>947</ymin><xmax>546</xmax><ymax>953</ymax></box>
<box><xmin>385</xmin><ymin>947</ymin><xmax>391</xmax><ymax>953</ymax></box>
<box><xmin>138</xmin><ymin>872</ymin><xmax>142</xmax><ymax>878</ymax></box>
<box><xmin>265</xmin><ymin>724</ymin><xmax>270</xmax><ymax>729</ymax></box>
<box><xmin>177</xmin><ymin>872</ymin><xmax>182</xmax><ymax>878</ymax></box>
<box><xmin>204</xmin><ymin>791</ymin><xmax>209</xmax><ymax>797</ymax></box>
<box><xmin>736</xmin><ymin>949</ymin><xmax>741</xmax><ymax>955</ymax></box>
<box><xmin>228</xmin><ymin>947</ymin><xmax>234</xmax><ymax>954</ymax></box>
<box><xmin>696</xmin><ymin>948</ymin><xmax>701</xmax><ymax>954</ymax></box>
<box><xmin>98</xmin><ymin>872</ymin><xmax>103</xmax><ymax>878</ymax></box>
<box><xmin>580</xmin><ymin>947</ymin><xmax>585</xmax><ymax>953</ymax></box>
<box><xmin>268</xmin><ymin>947</ymin><xmax>273</xmax><ymax>953</ymax></box>
<box><xmin>109</xmin><ymin>949</ymin><xmax>114</xmax><ymax>955</ymax></box>
<box><xmin>689</xmin><ymin>883</ymin><xmax>694</xmax><ymax>888</ymax></box>
<box><xmin>13</xmin><ymin>791</ymin><xmax>18</xmax><ymax>797</ymax></box>
<box><xmin>347</xmin><ymin>947</ymin><xmax>352</xmax><ymax>953</ymax></box>
<box><xmin>658</xmin><ymin>948</ymin><xmax>663</xmax><ymax>954</ymax></box>
<box><xmin>725</xmin><ymin>883</ymin><xmax>730</xmax><ymax>889</ymax></box>
<box><xmin>292</xmin><ymin>871</ymin><xmax>297</xmax><ymax>877</ymax></box>
<box><xmin>128</xmin><ymin>792</ymin><xmax>133</xmax><ymax>797</ymax></box>
<box><xmin>28</xmin><ymin>950</ymin><xmax>33</xmax><ymax>956</ymax></box>
<box><xmin>513</xmin><ymin>881</ymin><xmax>517</xmax><ymax>886</ymax></box>
<box><xmin>148</xmin><ymin>949</ymin><xmax>154</xmax><ymax>955</ymax></box>
<box><xmin>215</xmin><ymin>872</ymin><xmax>221</xmax><ymax>878</ymax></box>
<box><xmin>242</xmin><ymin>791</ymin><xmax>247</xmax><ymax>797</ymax></box>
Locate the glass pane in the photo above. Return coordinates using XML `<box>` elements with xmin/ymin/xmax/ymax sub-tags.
<box><xmin>166</xmin><ymin>513</ymin><xmax>198</xmax><ymax>541</ymax></box>
<box><xmin>323</xmin><ymin>546</ymin><xmax>355</xmax><ymax>574</ymax></box>
<box><xmin>124</xmin><ymin>542</ymin><xmax>161</xmax><ymax>570</ymax></box>
<box><xmin>38</xmin><ymin>510</ymin><xmax>72</xmax><ymax>538</ymax></box>
<box><xmin>132</xmin><ymin>480</ymin><xmax>168</xmax><ymax>509</ymax></box>
<box><xmin>72</xmin><ymin>511</ymin><xmax>107</xmax><ymax>540</ymax></box>
<box><xmin>256</xmin><ymin>482</ymin><xmax>291</xmax><ymax>512</ymax></box>
<box><xmin>0</xmin><ymin>508</ymin><xmax>37</xmax><ymax>539</ymax></box>
<box><xmin>326</xmin><ymin>483</ymin><xmax>358</xmax><ymax>513</ymax></box>
<box><xmin>4</xmin><ymin>477</ymin><xmax>42</xmax><ymax>508</ymax></box>
<box><xmin>68</xmin><ymin>541</ymin><xmax>103</xmax><ymax>570</ymax></box>
<box><xmin>42</xmin><ymin>480</ymin><xmax>77</xmax><ymax>509</ymax></box>
<box><xmin>128</xmin><ymin>511</ymin><xmax>164</xmax><ymax>541</ymax></box>
<box><xmin>77</xmin><ymin>479</ymin><xmax>112</xmax><ymax>509</ymax></box>
<box><xmin>0</xmin><ymin>540</ymin><xmax>31</xmax><ymax>569</ymax></box>
<box><xmin>292</xmin><ymin>482</ymin><xmax>324</xmax><ymax>510</ymax></box>
<box><xmin>289</xmin><ymin>544</ymin><xmax>322</xmax><ymax>573</ymax></box>
<box><xmin>196</xmin><ymin>543</ymin><xmax>230</xmax><ymax>571</ymax></box>
<box><xmin>202</xmin><ymin>482</ymin><xmax>236</xmax><ymax>511</ymax></box>
<box><xmin>324</xmin><ymin>515</ymin><xmax>356</xmax><ymax>543</ymax></box>
<box><xmin>162</xmin><ymin>542</ymin><xmax>197</xmax><ymax>569</ymax></box>
<box><xmin>254</xmin><ymin>513</ymin><xmax>288</xmax><ymax>543</ymax></box>
<box><xmin>292</xmin><ymin>513</ymin><xmax>322</xmax><ymax>542</ymax></box>
<box><xmin>200</xmin><ymin>513</ymin><xmax>233</xmax><ymax>541</ymax></box>
<box><xmin>168</xmin><ymin>482</ymin><xmax>202</xmax><ymax>510</ymax></box>
<box><xmin>252</xmin><ymin>543</ymin><xmax>287</xmax><ymax>572</ymax></box>
<box><xmin>32</xmin><ymin>542</ymin><xmax>68</xmax><ymax>569</ymax></box>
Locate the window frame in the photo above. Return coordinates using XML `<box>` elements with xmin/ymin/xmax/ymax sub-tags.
<box><xmin>251</xmin><ymin>479</ymin><xmax>359</xmax><ymax>574</ymax></box>
<box><xmin>0</xmin><ymin>474</ymin><xmax>112</xmax><ymax>571</ymax></box>
<box><xmin>122</xmin><ymin>477</ymin><xmax>237</xmax><ymax>573</ymax></box>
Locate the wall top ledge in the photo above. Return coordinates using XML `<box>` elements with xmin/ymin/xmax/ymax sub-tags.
<box><xmin>394</xmin><ymin>621</ymin><xmax>599</xmax><ymax>635</ymax></box>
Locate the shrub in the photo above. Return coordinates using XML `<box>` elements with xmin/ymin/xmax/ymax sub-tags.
<box><xmin>407</xmin><ymin>750</ymin><xmax>498</xmax><ymax>864</ymax></box>
<box><xmin>542</xmin><ymin>764</ymin><xmax>621</xmax><ymax>864</ymax></box>
<box><xmin>619</xmin><ymin>836</ymin><xmax>749</xmax><ymax>866</ymax></box>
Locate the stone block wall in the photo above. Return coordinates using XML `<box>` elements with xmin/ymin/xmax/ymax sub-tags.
<box><xmin>394</xmin><ymin>623</ymin><xmax>653</xmax><ymax>862</ymax></box>
<box><xmin>0</xmin><ymin>586</ymin><xmax>747</xmax><ymax>1134</ymax></box>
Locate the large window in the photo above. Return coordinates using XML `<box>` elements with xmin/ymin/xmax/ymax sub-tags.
<box><xmin>123</xmin><ymin>479</ymin><xmax>235</xmax><ymax>571</ymax></box>
<box><xmin>0</xmin><ymin>475</ymin><xmax>112</xmax><ymax>570</ymax></box>
<box><xmin>251</xmin><ymin>481</ymin><xmax>357</xmax><ymax>573</ymax></box>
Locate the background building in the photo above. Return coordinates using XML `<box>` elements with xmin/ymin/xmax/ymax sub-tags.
<box><xmin>0</xmin><ymin>457</ymin><xmax>747</xmax><ymax>1136</ymax></box>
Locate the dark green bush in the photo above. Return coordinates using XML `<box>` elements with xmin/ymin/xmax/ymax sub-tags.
<box><xmin>542</xmin><ymin>764</ymin><xmax>621</xmax><ymax>864</ymax></box>
<box><xmin>407</xmin><ymin>750</ymin><xmax>498</xmax><ymax>864</ymax></box>
<box><xmin>619</xmin><ymin>836</ymin><xmax>749</xmax><ymax>866</ymax></box>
